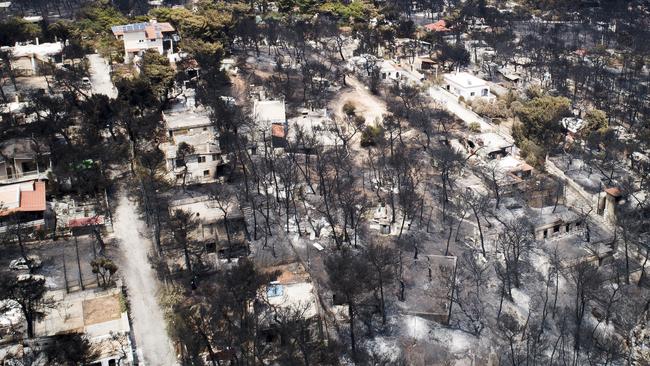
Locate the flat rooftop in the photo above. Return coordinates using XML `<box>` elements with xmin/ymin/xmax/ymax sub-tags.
<box><xmin>443</xmin><ymin>72</ymin><xmax>488</xmax><ymax>88</ymax></box>
<box><xmin>287</xmin><ymin>110</ymin><xmax>338</xmax><ymax>146</ymax></box>
<box><xmin>0</xmin><ymin>138</ymin><xmax>49</xmax><ymax>161</ymax></box>
<box><xmin>529</xmin><ymin>205</ymin><xmax>580</xmax><ymax>228</ymax></box>
<box><xmin>253</xmin><ymin>100</ymin><xmax>286</xmax><ymax>124</ymax></box>
<box><xmin>164</xmin><ymin>132</ymin><xmax>221</xmax><ymax>158</ymax></box>
<box><xmin>34</xmin><ymin>287</ymin><xmax>129</xmax><ymax>339</ymax></box>
<box><xmin>2</xmin><ymin>42</ymin><xmax>63</xmax><ymax>58</ymax></box>
<box><xmin>168</xmin><ymin>194</ymin><xmax>242</xmax><ymax>224</ymax></box>
<box><xmin>163</xmin><ymin>110</ymin><xmax>212</xmax><ymax>130</ymax></box>
<box><xmin>264</xmin><ymin>262</ymin><xmax>317</xmax><ymax>319</ymax></box>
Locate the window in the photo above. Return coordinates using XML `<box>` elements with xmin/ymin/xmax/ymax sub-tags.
<box><xmin>553</xmin><ymin>225</ymin><xmax>560</xmax><ymax>233</ymax></box>
<box><xmin>206</xmin><ymin>242</ymin><xmax>216</xmax><ymax>253</ymax></box>
<box><xmin>543</xmin><ymin>229</ymin><xmax>548</xmax><ymax>239</ymax></box>
<box><xmin>108</xmin><ymin>360</ymin><xmax>117</xmax><ymax>366</ymax></box>
<box><xmin>203</xmin><ymin>170</ymin><xmax>210</xmax><ymax>176</ymax></box>
<box><xmin>481</xmin><ymin>88</ymin><xmax>488</xmax><ymax>96</ymax></box>
<box><xmin>212</xmin><ymin>154</ymin><xmax>220</xmax><ymax>161</ymax></box>
<box><xmin>175</xmin><ymin>159</ymin><xmax>185</xmax><ymax>167</ymax></box>
<box><xmin>566</xmin><ymin>224</ymin><xmax>571</xmax><ymax>232</ymax></box>
<box><xmin>175</xmin><ymin>173</ymin><xmax>183</xmax><ymax>180</ymax></box>
<box><xmin>576</xmin><ymin>221</ymin><xmax>582</xmax><ymax>227</ymax></box>
<box><xmin>470</xmin><ymin>92</ymin><xmax>475</xmax><ymax>97</ymax></box>
<box><xmin>197</xmin><ymin>156</ymin><xmax>206</xmax><ymax>163</ymax></box>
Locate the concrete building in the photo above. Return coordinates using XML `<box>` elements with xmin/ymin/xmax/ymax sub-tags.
<box><xmin>1</xmin><ymin>41</ymin><xmax>63</xmax><ymax>76</ymax></box>
<box><xmin>263</xmin><ymin>262</ymin><xmax>318</xmax><ymax>319</ymax></box>
<box><xmin>257</xmin><ymin>262</ymin><xmax>320</xmax><ymax>348</ymax></box>
<box><xmin>34</xmin><ymin>287</ymin><xmax>134</xmax><ymax>366</ymax></box>
<box><xmin>111</xmin><ymin>21</ymin><xmax>176</xmax><ymax>63</ymax></box>
<box><xmin>286</xmin><ymin>108</ymin><xmax>337</xmax><ymax>152</ymax></box>
<box><xmin>0</xmin><ymin>138</ymin><xmax>51</xmax><ymax>185</ymax></box>
<box><xmin>168</xmin><ymin>194</ymin><xmax>247</xmax><ymax>263</ymax></box>
<box><xmin>252</xmin><ymin>100</ymin><xmax>286</xmax><ymax>126</ymax></box>
<box><xmin>443</xmin><ymin>72</ymin><xmax>491</xmax><ymax>100</ymax></box>
<box><xmin>253</xmin><ymin>100</ymin><xmax>287</xmax><ymax>148</ymax></box>
<box><xmin>465</xmin><ymin>132</ymin><xmax>514</xmax><ymax>160</ymax></box>
<box><xmin>530</xmin><ymin>205</ymin><xmax>583</xmax><ymax>241</ymax></box>
<box><xmin>161</xmin><ymin>109</ymin><xmax>228</xmax><ymax>186</ymax></box>
<box><xmin>0</xmin><ymin>180</ymin><xmax>49</xmax><ymax>232</ymax></box>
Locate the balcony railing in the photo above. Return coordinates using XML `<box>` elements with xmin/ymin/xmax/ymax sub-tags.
<box><xmin>0</xmin><ymin>169</ymin><xmax>51</xmax><ymax>185</ymax></box>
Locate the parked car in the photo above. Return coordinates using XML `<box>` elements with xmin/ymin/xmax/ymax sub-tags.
<box><xmin>16</xmin><ymin>274</ymin><xmax>45</xmax><ymax>282</ymax></box>
<box><xmin>9</xmin><ymin>256</ymin><xmax>42</xmax><ymax>270</ymax></box>
<box><xmin>81</xmin><ymin>77</ymin><xmax>92</xmax><ymax>89</ymax></box>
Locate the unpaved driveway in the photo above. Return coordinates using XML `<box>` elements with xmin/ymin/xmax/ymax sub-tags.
<box><xmin>113</xmin><ymin>192</ymin><xmax>178</xmax><ymax>365</ymax></box>
<box><xmin>87</xmin><ymin>54</ymin><xmax>117</xmax><ymax>98</ymax></box>
<box><xmin>330</xmin><ymin>76</ymin><xmax>387</xmax><ymax>125</ymax></box>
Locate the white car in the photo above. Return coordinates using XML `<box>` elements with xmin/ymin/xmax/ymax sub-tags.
<box><xmin>81</xmin><ymin>77</ymin><xmax>92</xmax><ymax>89</ymax></box>
<box><xmin>16</xmin><ymin>274</ymin><xmax>45</xmax><ymax>282</ymax></box>
<box><xmin>9</xmin><ymin>256</ymin><xmax>42</xmax><ymax>271</ymax></box>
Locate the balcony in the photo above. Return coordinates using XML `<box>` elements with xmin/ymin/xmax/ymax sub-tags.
<box><xmin>0</xmin><ymin>169</ymin><xmax>51</xmax><ymax>185</ymax></box>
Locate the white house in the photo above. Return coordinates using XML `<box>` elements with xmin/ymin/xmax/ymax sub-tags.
<box><xmin>252</xmin><ymin>100</ymin><xmax>286</xmax><ymax>126</ymax></box>
<box><xmin>443</xmin><ymin>72</ymin><xmax>491</xmax><ymax>100</ymax></box>
<box><xmin>111</xmin><ymin>20</ymin><xmax>176</xmax><ymax>63</ymax></box>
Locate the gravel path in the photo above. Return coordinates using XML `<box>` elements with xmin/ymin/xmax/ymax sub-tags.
<box><xmin>113</xmin><ymin>192</ymin><xmax>178</xmax><ymax>366</ymax></box>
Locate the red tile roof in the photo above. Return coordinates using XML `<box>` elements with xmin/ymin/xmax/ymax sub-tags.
<box><xmin>0</xmin><ymin>180</ymin><xmax>46</xmax><ymax>216</ymax></box>
<box><xmin>271</xmin><ymin>123</ymin><xmax>286</xmax><ymax>138</ymax></box>
<box><xmin>424</xmin><ymin>20</ymin><xmax>450</xmax><ymax>32</ymax></box>
<box><xmin>68</xmin><ymin>216</ymin><xmax>105</xmax><ymax>228</ymax></box>
<box><xmin>19</xmin><ymin>181</ymin><xmax>46</xmax><ymax>212</ymax></box>
<box><xmin>605</xmin><ymin>187</ymin><xmax>621</xmax><ymax>197</ymax></box>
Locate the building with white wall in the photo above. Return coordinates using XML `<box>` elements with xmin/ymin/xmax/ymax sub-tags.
<box><xmin>443</xmin><ymin>72</ymin><xmax>491</xmax><ymax>100</ymax></box>
<box><xmin>111</xmin><ymin>21</ymin><xmax>175</xmax><ymax>63</ymax></box>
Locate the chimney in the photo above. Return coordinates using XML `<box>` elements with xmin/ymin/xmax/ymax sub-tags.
<box><xmin>35</xmin><ymin>37</ymin><xmax>39</xmax><ymax>45</ymax></box>
<box><xmin>150</xmin><ymin>18</ymin><xmax>157</xmax><ymax>24</ymax></box>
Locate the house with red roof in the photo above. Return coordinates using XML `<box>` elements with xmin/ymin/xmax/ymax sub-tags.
<box><xmin>111</xmin><ymin>20</ymin><xmax>176</xmax><ymax>63</ymax></box>
<box><xmin>0</xmin><ymin>180</ymin><xmax>50</xmax><ymax>232</ymax></box>
<box><xmin>423</xmin><ymin>19</ymin><xmax>450</xmax><ymax>32</ymax></box>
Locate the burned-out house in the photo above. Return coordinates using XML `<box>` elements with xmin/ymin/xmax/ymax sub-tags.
<box><xmin>481</xmin><ymin>156</ymin><xmax>534</xmax><ymax>198</ymax></box>
<box><xmin>286</xmin><ymin>108</ymin><xmax>337</xmax><ymax>153</ymax></box>
<box><xmin>0</xmin><ymin>138</ymin><xmax>51</xmax><ymax>185</ymax></box>
<box><xmin>168</xmin><ymin>195</ymin><xmax>248</xmax><ymax>263</ymax></box>
<box><xmin>253</xmin><ymin>100</ymin><xmax>287</xmax><ymax>149</ymax></box>
<box><xmin>399</xmin><ymin>254</ymin><xmax>457</xmax><ymax>325</ymax></box>
<box><xmin>464</xmin><ymin>132</ymin><xmax>514</xmax><ymax>160</ymax></box>
<box><xmin>258</xmin><ymin>262</ymin><xmax>320</xmax><ymax>345</ymax></box>
<box><xmin>161</xmin><ymin>109</ymin><xmax>228</xmax><ymax>186</ymax></box>
<box><xmin>530</xmin><ymin>205</ymin><xmax>584</xmax><ymax>241</ymax></box>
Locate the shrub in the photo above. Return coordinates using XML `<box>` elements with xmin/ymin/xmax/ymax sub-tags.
<box><xmin>354</xmin><ymin>115</ymin><xmax>366</xmax><ymax>126</ymax></box>
<box><xmin>468</xmin><ymin>122</ymin><xmax>482</xmax><ymax>133</ymax></box>
<box><xmin>342</xmin><ymin>101</ymin><xmax>356</xmax><ymax>116</ymax></box>
<box><xmin>583</xmin><ymin>109</ymin><xmax>608</xmax><ymax>133</ymax></box>
<box><xmin>360</xmin><ymin>125</ymin><xmax>384</xmax><ymax>147</ymax></box>
<box><xmin>519</xmin><ymin>138</ymin><xmax>546</xmax><ymax>169</ymax></box>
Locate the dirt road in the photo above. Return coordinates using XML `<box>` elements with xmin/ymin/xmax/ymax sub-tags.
<box><xmin>113</xmin><ymin>192</ymin><xmax>178</xmax><ymax>366</ymax></box>
<box><xmin>330</xmin><ymin>76</ymin><xmax>387</xmax><ymax>125</ymax></box>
